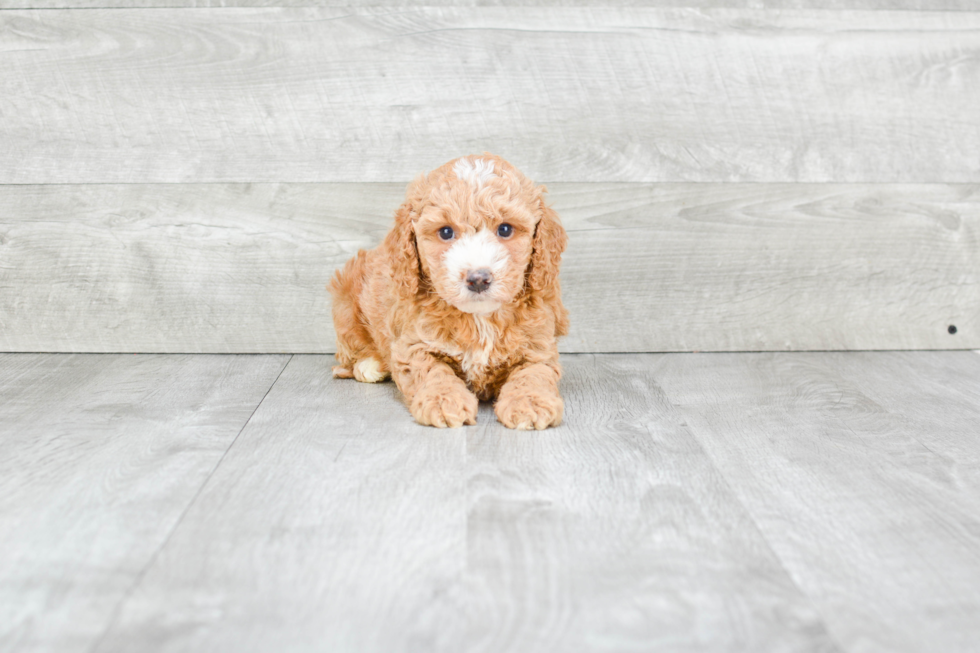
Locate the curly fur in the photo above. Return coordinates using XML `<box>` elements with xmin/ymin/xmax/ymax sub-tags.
<box><xmin>329</xmin><ymin>154</ymin><xmax>569</xmax><ymax>429</ymax></box>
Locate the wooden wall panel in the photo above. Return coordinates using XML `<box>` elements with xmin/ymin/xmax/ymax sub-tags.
<box><xmin>1</xmin><ymin>183</ymin><xmax>975</xmax><ymax>353</ymax></box>
<box><xmin>2</xmin><ymin>8</ymin><xmax>979</xmax><ymax>184</ymax></box>
<box><xmin>0</xmin><ymin>183</ymin><xmax>388</xmax><ymax>353</ymax></box>
<box><xmin>3</xmin><ymin>1</ymin><xmax>977</xmax><ymax>9</ymax></box>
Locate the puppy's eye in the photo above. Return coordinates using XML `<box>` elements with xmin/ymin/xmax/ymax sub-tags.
<box><xmin>438</xmin><ymin>226</ymin><xmax>455</xmax><ymax>241</ymax></box>
<box><xmin>497</xmin><ymin>223</ymin><xmax>514</xmax><ymax>238</ymax></box>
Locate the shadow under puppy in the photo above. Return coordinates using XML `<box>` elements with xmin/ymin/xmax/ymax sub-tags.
<box><xmin>330</xmin><ymin>154</ymin><xmax>569</xmax><ymax>429</ymax></box>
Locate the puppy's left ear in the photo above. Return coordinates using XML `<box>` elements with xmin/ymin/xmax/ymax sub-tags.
<box><xmin>527</xmin><ymin>187</ymin><xmax>570</xmax><ymax>337</ymax></box>
<box><xmin>384</xmin><ymin>174</ymin><xmax>427</xmax><ymax>300</ymax></box>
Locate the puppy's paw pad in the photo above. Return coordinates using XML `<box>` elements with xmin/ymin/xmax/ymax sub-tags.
<box><xmin>353</xmin><ymin>358</ymin><xmax>389</xmax><ymax>383</ymax></box>
<box><xmin>412</xmin><ymin>385</ymin><xmax>478</xmax><ymax>428</ymax></box>
<box><xmin>495</xmin><ymin>394</ymin><xmax>563</xmax><ymax>430</ymax></box>
<box><xmin>332</xmin><ymin>366</ymin><xmax>354</xmax><ymax>379</ymax></box>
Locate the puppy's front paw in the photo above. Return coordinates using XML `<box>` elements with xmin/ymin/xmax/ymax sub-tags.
<box><xmin>353</xmin><ymin>357</ymin><xmax>389</xmax><ymax>383</ymax></box>
<box><xmin>411</xmin><ymin>382</ymin><xmax>478</xmax><ymax>428</ymax></box>
<box><xmin>495</xmin><ymin>391</ymin><xmax>563</xmax><ymax>430</ymax></box>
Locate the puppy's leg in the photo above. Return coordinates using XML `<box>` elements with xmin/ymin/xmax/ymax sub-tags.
<box><xmin>393</xmin><ymin>346</ymin><xmax>477</xmax><ymax>428</ymax></box>
<box><xmin>495</xmin><ymin>362</ymin><xmax>563</xmax><ymax>430</ymax></box>
<box><xmin>329</xmin><ymin>253</ymin><xmax>386</xmax><ymax>381</ymax></box>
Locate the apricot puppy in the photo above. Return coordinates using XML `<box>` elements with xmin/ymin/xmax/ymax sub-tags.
<box><xmin>329</xmin><ymin>154</ymin><xmax>568</xmax><ymax>429</ymax></box>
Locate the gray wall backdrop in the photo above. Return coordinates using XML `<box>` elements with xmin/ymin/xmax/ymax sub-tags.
<box><xmin>1</xmin><ymin>2</ymin><xmax>977</xmax><ymax>352</ymax></box>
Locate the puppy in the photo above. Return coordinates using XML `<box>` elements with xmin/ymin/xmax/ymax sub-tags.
<box><xmin>329</xmin><ymin>154</ymin><xmax>568</xmax><ymax>429</ymax></box>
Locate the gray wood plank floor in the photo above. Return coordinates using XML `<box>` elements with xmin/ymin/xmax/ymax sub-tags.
<box><xmin>0</xmin><ymin>354</ymin><xmax>290</xmax><ymax>653</ymax></box>
<box><xmin>2</xmin><ymin>351</ymin><xmax>979</xmax><ymax>652</ymax></box>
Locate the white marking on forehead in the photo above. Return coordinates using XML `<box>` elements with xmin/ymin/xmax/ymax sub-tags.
<box><xmin>443</xmin><ymin>229</ymin><xmax>510</xmax><ymax>284</ymax></box>
<box><xmin>453</xmin><ymin>158</ymin><xmax>496</xmax><ymax>189</ymax></box>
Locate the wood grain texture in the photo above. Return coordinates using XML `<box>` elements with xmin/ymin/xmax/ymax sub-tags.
<box><xmin>92</xmin><ymin>354</ymin><xmax>841</xmax><ymax>652</ymax></box>
<box><xmin>558</xmin><ymin>183</ymin><xmax>979</xmax><ymax>352</ymax></box>
<box><xmin>3</xmin><ymin>0</ymin><xmax>977</xmax><ymax>9</ymax></box>
<box><xmin>0</xmin><ymin>183</ymin><xmax>389</xmax><ymax>354</ymax></box>
<box><xmin>812</xmin><ymin>351</ymin><xmax>980</xmax><ymax>465</ymax></box>
<box><xmin>459</xmin><ymin>354</ymin><xmax>839</xmax><ymax>652</ymax></box>
<box><xmin>3</xmin><ymin>8</ymin><xmax>980</xmax><ymax>183</ymax></box>
<box><xmin>91</xmin><ymin>354</ymin><xmax>471</xmax><ymax>652</ymax></box>
<box><xmin>0</xmin><ymin>353</ymin><xmax>289</xmax><ymax>653</ymax></box>
<box><xmin>5</xmin><ymin>351</ymin><xmax>980</xmax><ymax>651</ymax></box>
<box><xmin>653</xmin><ymin>351</ymin><xmax>980</xmax><ymax>652</ymax></box>
<box><xmin>1</xmin><ymin>183</ymin><xmax>976</xmax><ymax>353</ymax></box>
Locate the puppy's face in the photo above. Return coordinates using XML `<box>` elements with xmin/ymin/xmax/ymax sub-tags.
<box><xmin>413</xmin><ymin>157</ymin><xmax>539</xmax><ymax>315</ymax></box>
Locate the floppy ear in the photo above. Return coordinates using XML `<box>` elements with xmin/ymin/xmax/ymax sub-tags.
<box><xmin>384</xmin><ymin>175</ymin><xmax>427</xmax><ymax>300</ymax></box>
<box><xmin>527</xmin><ymin>188</ymin><xmax>570</xmax><ymax>336</ymax></box>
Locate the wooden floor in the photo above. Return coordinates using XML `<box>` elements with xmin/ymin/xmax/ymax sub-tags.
<box><xmin>2</xmin><ymin>351</ymin><xmax>979</xmax><ymax>652</ymax></box>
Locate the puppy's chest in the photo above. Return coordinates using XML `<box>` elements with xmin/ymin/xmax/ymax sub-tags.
<box><xmin>440</xmin><ymin>320</ymin><xmax>509</xmax><ymax>392</ymax></box>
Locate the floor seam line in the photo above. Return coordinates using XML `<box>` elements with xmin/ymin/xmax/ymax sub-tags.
<box><xmin>680</xmin><ymin>423</ymin><xmax>849</xmax><ymax>652</ymax></box>
<box><xmin>85</xmin><ymin>353</ymin><xmax>294</xmax><ymax>653</ymax></box>
<box><xmin>654</xmin><ymin>361</ymin><xmax>850</xmax><ymax>652</ymax></box>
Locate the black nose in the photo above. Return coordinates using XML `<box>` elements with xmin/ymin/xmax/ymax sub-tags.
<box><xmin>465</xmin><ymin>268</ymin><xmax>493</xmax><ymax>294</ymax></box>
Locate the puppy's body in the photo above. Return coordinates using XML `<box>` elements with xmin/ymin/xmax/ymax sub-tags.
<box><xmin>330</xmin><ymin>154</ymin><xmax>568</xmax><ymax>429</ymax></box>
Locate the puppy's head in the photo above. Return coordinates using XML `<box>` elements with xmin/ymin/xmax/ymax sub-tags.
<box><xmin>390</xmin><ymin>154</ymin><xmax>565</xmax><ymax>316</ymax></box>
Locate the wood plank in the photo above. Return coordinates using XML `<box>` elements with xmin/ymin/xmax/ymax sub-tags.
<box><xmin>3</xmin><ymin>8</ymin><xmax>980</xmax><ymax>183</ymax></box>
<box><xmin>92</xmin><ymin>354</ymin><xmax>841</xmax><ymax>652</ymax></box>
<box><xmin>810</xmin><ymin>351</ymin><xmax>980</xmax><ymax>465</ymax></box>
<box><xmin>0</xmin><ymin>183</ymin><xmax>392</xmax><ymax>354</ymax></box>
<box><xmin>0</xmin><ymin>353</ymin><xmax>289</xmax><ymax>653</ymax></box>
<box><xmin>1</xmin><ymin>182</ymin><xmax>976</xmax><ymax>353</ymax></box>
<box><xmin>558</xmin><ymin>183</ymin><xmax>979</xmax><ymax>352</ymax></box>
<box><xmin>89</xmin><ymin>355</ymin><xmax>472</xmax><ymax>652</ymax></box>
<box><xmin>653</xmin><ymin>351</ymin><xmax>980</xmax><ymax>652</ymax></box>
<box><xmin>459</xmin><ymin>354</ymin><xmax>839</xmax><ymax>651</ymax></box>
<box><xmin>2</xmin><ymin>0</ymin><xmax>976</xmax><ymax>9</ymax></box>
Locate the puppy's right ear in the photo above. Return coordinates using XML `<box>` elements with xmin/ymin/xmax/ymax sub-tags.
<box><xmin>384</xmin><ymin>175</ymin><xmax>427</xmax><ymax>300</ymax></box>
